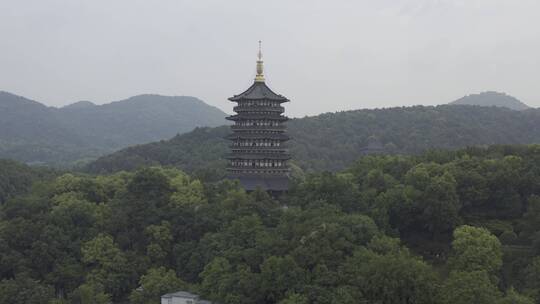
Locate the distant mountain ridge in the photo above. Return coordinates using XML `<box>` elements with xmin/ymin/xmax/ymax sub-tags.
<box><xmin>62</xmin><ymin>100</ymin><xmax>96</xmax><ymax>109</ymax></box>
<box><xmin>0</xmin><ymin>91</ymin><xmax>227</xmax><ymax>166</ymax></box>
<box><xmin>450</xmin><ymin>91</ymin><xmax>530</xmax><ymax>110</ymax></box>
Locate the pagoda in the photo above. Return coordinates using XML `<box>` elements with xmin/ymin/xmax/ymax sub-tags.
<box><xmin>226</xmin><ymin>42</ymin><xmax>291</xmax><ymax>192</ymax></box>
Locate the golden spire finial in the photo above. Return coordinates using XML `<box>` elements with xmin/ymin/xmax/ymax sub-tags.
<box><xmin>255</xmin><ymin>40</ymin><xmax>265</xmax><ymax>83</ymax></box>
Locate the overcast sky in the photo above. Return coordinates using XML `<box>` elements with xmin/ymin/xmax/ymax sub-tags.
<box><xmin>1</xmin><ymin>0</ymin><xmax>539</xmax><ymax>117</ymax></box>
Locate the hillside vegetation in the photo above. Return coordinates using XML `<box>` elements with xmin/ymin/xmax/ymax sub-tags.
<box><xmin>0</xmin><ymin>159</ymin><xmax>56</xmax><ymax>204</ymax></box>
<box><xmin>2</xmin><ymin>146</ymin><xmax>540</xmax><ymax>303</ymax></box>
<box><xmin>87</xmin><ymin>104</ymin><xmax>540</xmax><ymax>176</ymax></box>
<box><xmin>0</xmin><ymin>91</ymin><xmax>227</xmax><ymax>166</ymax></box>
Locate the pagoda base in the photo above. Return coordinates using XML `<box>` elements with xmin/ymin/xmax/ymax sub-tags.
<box><xmin>228</xmin><ymin>174</ymin><xmax>289</xmax><ymax>192</ymax></box>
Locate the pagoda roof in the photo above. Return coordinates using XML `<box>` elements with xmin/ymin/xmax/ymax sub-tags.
<box><xmin>226</xmin><ymin>114</ymin><xmax>288</xmax><ymax>121</ymax></box>
<box><xmin>229</xmin><ymin>82</ymin><xmax>289</xmax><ymax>102</ymax></box>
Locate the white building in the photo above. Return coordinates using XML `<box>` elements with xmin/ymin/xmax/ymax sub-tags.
<box><xmin>160</xmin><ymin>291</ymin><xmax>213</xmax><ymax>304</ymax></box>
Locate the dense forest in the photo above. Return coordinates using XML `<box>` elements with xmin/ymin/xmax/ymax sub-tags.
<box><xmin>2</xmin><ymin>145</ymin><xmax>540</xmax><ymax>303</ymax></box>
<box><xmin>0</xmin><ymin>159</ymin><xmax>55</xmax><ymax>204</ymax></box>
<box><xmin>0</xmin><ymin>91</ymin><xmax>226</xmax><ymax>166</ymax></box>
<box><xmin>88</xmin><ymin>104</ymin><xmax>540</xmax><ymax>176</ymax></box>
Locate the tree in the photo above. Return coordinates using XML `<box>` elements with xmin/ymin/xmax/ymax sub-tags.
<box><xmin>448</xmin><ymin>225</ymin><xmax>502</xmax><ymax>277</ymax></box>
<box><xmin>260</xmin><ymin>255</ymin><xmax>305</xmax><ymax>302</ymax></box>
<box><xmin>402</xmin><ymin>164</ymin><xmax>461</xmax><ymax>237</ymax></box>
<box><xmin>110</xmin><ymin>167</ymin><xmax>174</xmax><ymax>252</ymax></box>
<box><xmin>522</xmin><ymin>195</ymin><xmax>540</xmax><ymax>240</ymax></box>
<box><xmin>200</xmin><ymin>257</ymin><xmax>233</xmax><ymax>302</ymax></box>
<box><xmin>341</xmin><ymin>244</ymin><xmax>440</xmax><ymax>304</ymax></box>
<box><xmin>129</xmin><ymin>267</ymin><xmax>186</xmax><ymax>304</ymax></box>
<box><xmin>0</xmin><ymin>275</ymin><xmax>54</xmax><ymax>304</ymax></box>
<box><xmin>81</xmin><ymin>234</ymin><xmax>131</xmax><ymax>300</ymax></box>
<box><xmin>200</xmin><ymin>258</ymin><xmax>263</xmax><ymax>304</ymax></box>
<box><xmin>69</xmin><ymin>282</ymin><xmax>111</xmax><ymax>304</ymax></box>
<box><xmin>289</xmin><ymin>172</ymin><xmax>364</xmax><ymax>212</ymax></box>
<box><xmin>144</xmin><ymin>221</ymin><xmax>173</xmax><ymax>265</ymax></box>
<box><xmin>278</xmin><ymin>293</ymin><xmax>308</xmax><ymax>304</ymax></box>
<box><xmin>421</xmin><ymin>172</ymin><xmax>461</xmax><ymax>235</ymax></box>
<box><xmin>497</xmin><ymin>288</ymin><xmax>534</xmax><ymax>304</ymax></box>
<box><xmin>441</xmin><ymin>271</ymin><xmax>501</xmax><ymax>304</ymax></box>
<box><xmin>523</xmin><ymin>256</ymin><xmax>540</xmax><ymax>301</ymax></box>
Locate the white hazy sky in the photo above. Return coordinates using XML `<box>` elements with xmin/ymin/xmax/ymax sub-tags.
<box><xmin>1</xmin><ymin>0</ymin><xmax>539</xmax><ymax>117</ymax></box>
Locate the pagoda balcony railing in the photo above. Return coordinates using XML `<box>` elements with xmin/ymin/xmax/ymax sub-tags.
<box><xmin>229</xmin><ymin>145</ymin><xmax>289</xmax><ymax>151</ymax></box>
<box><xmin>233</xmin><ymin>105</ymin><xmax>284</xmax><ymax>113</ymax></box>
<box><xmin>227</xmin><ymin>167</ymin><xmax>291</xmax><ymax>174</ymax></box>
<box><xmin>231</xmin><ymin>125</ymin><xmax>286</xmax><ymax>131</ymax></box>
<box><xmin>226</xmin><ymin>152</ymin><xmax>291</xmax><ymax>159</ymax></box>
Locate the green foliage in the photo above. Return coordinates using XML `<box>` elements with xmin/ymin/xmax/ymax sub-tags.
<box><xmin>524</xmin><ymin>257</ymin><xmax>540</xmax><ymax>300</ymax></box>
<box><xmin>81</xmin><ymin>234</ymin><xmax>131</xmax><ymax>300</ymax></box>
<box><xmin>260</xmin><ymin>256</ymin><xmax>305</xmax><ymax>302</ymax></box>
<box><xmin>1</xmin><ymin>146</ymin><xmax>540</xmax><ymax>303</ymax></box>
<box><xmin>0</xmin><ymin>159</ymin><xmax>55</xmax><ymax>204</ymax></box>
<box><xmin>129</xmin><ymin>267</ymin><xmax>186</xmax><ymax>304</ymax></box>
<box><xmin>448</xmin><ymin>225</ymin><xmax>502</xmax><ymax>276</ymax></box>
<box><xmin>498</xmin><ymin>288</ymin><xmax>535</xmax><ymax>304</ymax></box>
<box><xmin>69</xmin><ymin>282</ymin><xmax>111</xmax><ymax>304</ymax></box>
<box><xmin>0</xmin><ymin>275</ymin><xmax>54</xmax><ymax>304</ymax></box>
<box><xmin>441</xmin><ymin>271</ymin><xmax>501</xmax><ymax>304</ymax></box>
<box><xmin>341</xmin><ymin>237</ymin><xmax>440</xmax><ymax>304</ymax></box>
<box><xmin>277</xmin><ymin>293</ymin><xmax>308</xmax><ymax>304</ymax></box>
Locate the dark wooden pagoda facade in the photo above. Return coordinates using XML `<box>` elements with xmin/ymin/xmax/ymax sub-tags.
<box><xmin>226</xmin><ymin>43</ymin><xmax>291</xmax><ymax>192</ymax></box>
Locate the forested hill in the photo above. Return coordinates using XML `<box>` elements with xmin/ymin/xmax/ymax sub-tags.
<box><xmin>87</xmin><ymin>104</ymin><xmax>540</xmax><ymax>175</ymax></box>
<box><xmin>0</xmin><ymin>91</ymin><xmax>227</xmax><ymax>166</ymax></box>
<box><xmin>450</xmin><ymin>91</ymin><xmax>530</xmax><ymax>110</ymax></box>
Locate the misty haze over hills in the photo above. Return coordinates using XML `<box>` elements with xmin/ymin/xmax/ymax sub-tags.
<box><xmin>0</xmin><ymin>91</ymin><xmax>227</xmax><ymax>165</ymax></box>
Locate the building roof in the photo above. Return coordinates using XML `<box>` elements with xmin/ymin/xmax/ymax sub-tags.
<box><xmin>226</xmin><ymin>114</ymin><xmax>288</xmax><ymax>121</ymax></box>
<box><xmin>229</xmin><ymin>82</ymin><xmax>289</xmax><ymax>102</ymax></box>
<box><xmin>161</xmin><ymin>291</ymin><xmax>199</xmax><ymax>299</ymax></box>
